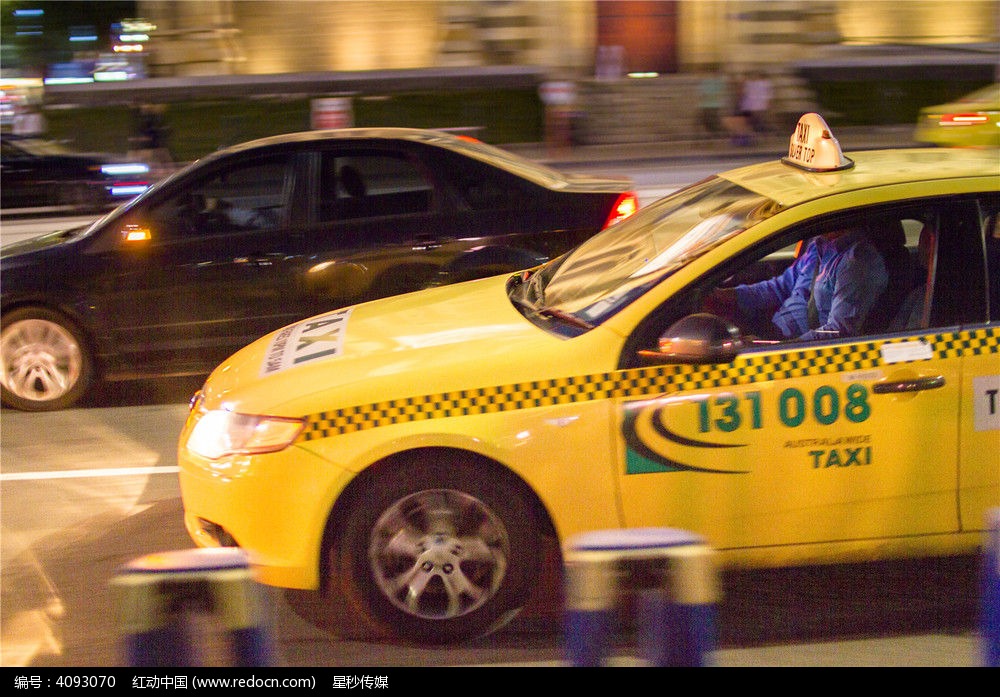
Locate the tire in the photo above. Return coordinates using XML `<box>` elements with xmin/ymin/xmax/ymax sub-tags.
<box><xmin>326</xmin><ymin>452</ymin><xmax>542</xmax><ymax>644</ymax></box>
<box><xmin>0</xmin><ymin>308</ymin><xmax>94</xmax><ymax>411</ymax></box>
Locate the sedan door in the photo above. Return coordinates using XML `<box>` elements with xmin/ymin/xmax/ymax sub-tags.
<box><xmin>297</xmin><ymin>146</ymin><xmax>454</xmax><ymax>308</ymax></box>
<box><xmin>91</xmin><ymin>149</ymin><xmax>308</xmax><ymax>374</ymax></box>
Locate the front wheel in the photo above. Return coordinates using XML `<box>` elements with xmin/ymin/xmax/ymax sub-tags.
<box><xmin>0</xmin><ymin>308</ymin><xmax>94</xmax><ymax>411</ymax></box>
<box><xmin>327</xmin><ymin>453</ymin><xmax>542</xmax><ymax>644</ymax></box>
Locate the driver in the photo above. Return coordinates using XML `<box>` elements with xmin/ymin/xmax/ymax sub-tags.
<box><xmin>705</xmin><ymin>226</ymin><xmax>888</xmax><ymax>341</ymax></box>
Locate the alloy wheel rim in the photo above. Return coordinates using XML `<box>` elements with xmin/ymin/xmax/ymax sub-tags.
<box><xmin>1</xmin><ymin>318</ymin><xmax>82</xmax><ymax>402</ymax></box>
<box><xmin>368</xmin><ymin>488</ymin><xmax>510</xmax><ymax>621</ymax></box>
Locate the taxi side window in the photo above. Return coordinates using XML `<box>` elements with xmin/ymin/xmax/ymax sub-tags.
<box><xmin>927</xmin><ymin>198</ymin><xmax>989</xmax><ymax>328</ymax></box>
<box><xmin>685</xmin><ymin>200</ymin><xmax>989</xmax><ymax>348</ymax></box>
<box><xmin>745</xmin><ymin>202</ymin><xmax>987</xmax><ymax>340</ymax></box>
<box><xmin>698</xmin><ymin>211</ymin><xmax>900</xmax><ymax>343</ymax></box>
<box><xmin>980</xmin><ymin>194</ymin><xmax>1000</xmax><ymax>322</ymax></box>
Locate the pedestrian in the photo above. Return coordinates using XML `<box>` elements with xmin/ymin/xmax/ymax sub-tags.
<box><xmin>697</xmin><ymin>68</ymin><xmax>729</xmax><ymax>136</ymax></box>
<box><xmin>738</xmin><ymin>71</ymin><xmax>773</xmax><ymax>136</ymax></box>
<box><xmin>134</xmin><ymin>103</ymin><xmax>172</xmax><ymax>176</ymax></box>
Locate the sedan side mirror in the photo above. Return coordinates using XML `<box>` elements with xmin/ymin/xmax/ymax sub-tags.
<box><xmin>639</xmin><ymin>313</ymin><xmax>745</xmax><ymax>364</ymax></box>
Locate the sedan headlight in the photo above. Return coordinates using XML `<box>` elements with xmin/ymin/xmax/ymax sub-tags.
<box><xmin>186</xmin><ymin>409</ymin><xmax>305</xmax><ymax>460</ymax></box>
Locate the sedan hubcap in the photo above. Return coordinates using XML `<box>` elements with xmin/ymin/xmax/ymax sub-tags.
<box><xmin>1</xmin><ymin>319</ymin><xmax>82</xmax><ymax>402</ymax></box>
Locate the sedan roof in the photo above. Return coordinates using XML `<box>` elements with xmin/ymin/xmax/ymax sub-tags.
<box><xmin>196</xmin><ymin>127</ymin><xmax>627</xmax><ymax>191</ymax></box>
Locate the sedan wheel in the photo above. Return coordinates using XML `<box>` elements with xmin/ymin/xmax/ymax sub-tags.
<box><xmin>0</xmin><ymin>309</ymin><xmax>93</xmax><ymax>411</ymax></box>
<box><xmin>328</xmin><ymin>453</ymin><xmax>542</xmax><ymax>644</ymax></box>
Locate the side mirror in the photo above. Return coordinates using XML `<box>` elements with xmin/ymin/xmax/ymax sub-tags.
<box><xmin>639</xmin><ymin>313</ymin><xmax>744</xmax><ymax>364</ymax></box>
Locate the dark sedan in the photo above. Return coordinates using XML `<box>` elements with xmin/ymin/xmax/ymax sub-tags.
<box><xmin>0</xmin><ymin>134</ymin><xmax>152</xmax><ymax>213</ymax></box>
<box><xmin>0</xmin><ymin>127</ymin><xmax>638</xmax><ymax>411</ymax></box>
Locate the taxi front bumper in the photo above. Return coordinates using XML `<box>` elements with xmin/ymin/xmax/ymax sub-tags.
<box><xmin>178</xmin><ymin>442</ymin><xmax>356</xmax><ymax>590</ymax></box>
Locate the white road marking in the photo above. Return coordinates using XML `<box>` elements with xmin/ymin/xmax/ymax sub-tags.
<box><xmin>1</xmin><ymin>466</ymin><xmax>180</xmax><ymax>481</ymax></box>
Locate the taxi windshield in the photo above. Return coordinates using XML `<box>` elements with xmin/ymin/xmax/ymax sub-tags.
<box><xmin>515</xmin><ymin>176</ymin><xmax>779</xmax><ymax>327</ymax></box>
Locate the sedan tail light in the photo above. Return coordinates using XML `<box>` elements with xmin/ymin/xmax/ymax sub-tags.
<box><xmin>603</xmin><ymin>191</ymin><xmax>639</xmax><ymax>229</ymax></box>
<box><xmin>937</xmin><ymin>112</ymin><xmax>990</xmax><ymax>126</ymax></box>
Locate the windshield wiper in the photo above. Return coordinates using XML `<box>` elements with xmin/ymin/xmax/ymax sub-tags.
<box><xmin>509</xmin><ymin>294</ymin><xmax>539</xmax><ymax>315</ymax></box>
<box><xmin>510</xmin><ymin>293</ymin><xmax>593</xmax><ymax>330</ymax></box>
<box><xmin>524</xmin><ymin>266</ymin><xmax>546</xmax><ymax>306</ymax></box>
<box><xmin>536</xmin><ymin>306</ymin><xmax>594</xmax><ymax>330</ymax></box>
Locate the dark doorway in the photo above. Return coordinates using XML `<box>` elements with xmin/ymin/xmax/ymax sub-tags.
<box><xmin>596</xmin><ymin>1</ymin><xmax>679</xmax><ymax>74</ymax></box>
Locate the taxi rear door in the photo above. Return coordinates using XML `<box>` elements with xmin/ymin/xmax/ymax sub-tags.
<box><xmin>958</xmin><ymin>196</ymin><xmax>1000</xmax><ymax>531</ymax></box>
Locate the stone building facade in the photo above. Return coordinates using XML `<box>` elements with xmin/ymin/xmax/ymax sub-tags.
<box><xmin>131</xmin><ymin>1</ymin><xmax>998</xmax><ymax>144</ymax></box>
<box><xmin>135</xmin><ymin>1</ymin><xmax>997</xmax><ymax>79</ymax></box>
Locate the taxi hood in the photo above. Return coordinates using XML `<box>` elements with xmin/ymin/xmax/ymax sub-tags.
<box><xmin>198</xmin><ymin>274</ymin><xmax>559</xmax><ymax>413</ymax></box>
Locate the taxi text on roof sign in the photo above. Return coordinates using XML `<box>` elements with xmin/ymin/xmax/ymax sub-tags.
<box><xmin>782</xmin><ymin>113</ymin><xmax>855</xmax><ymax>172</ymax></box>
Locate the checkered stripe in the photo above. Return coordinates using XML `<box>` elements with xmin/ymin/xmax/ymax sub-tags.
<box><xmin>299</xmin><ymin>327</ymin><xmax>998</xmax><ymax>441</ymax></box>
<box><xmin>930</xmin><ymin>327</ymin><xmax>998</xmax><ymax>358</ymax></box>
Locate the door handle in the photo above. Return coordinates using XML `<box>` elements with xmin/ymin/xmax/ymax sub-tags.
<box><xmin>412</xmin><ymin>235</ymin><xmax>442</xmax><ymax>250</ymax></box>
<box><xmin>235</xmin><ymin>253</ymin><xmax>283</xmax><ymax>267</ymax></box>
<box><xmin>872</xmin><ymin>375</ymin><xmax>945</xmax><ymax>394</ymax></box>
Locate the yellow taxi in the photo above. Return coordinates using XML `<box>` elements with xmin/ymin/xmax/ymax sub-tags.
<box><xmin>914</xmin><ymin>82</ymin><xmax>1000</xmax><ymax>148</ymax></box>
<box><xmin>178</xmin><ymin>114</ymin><xmax>1000</xmax><ymax>644</ymax></box>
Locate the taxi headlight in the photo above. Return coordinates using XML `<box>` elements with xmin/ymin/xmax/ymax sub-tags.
<box><xmin>186</xmin><ymin>410</ymin><xmax>305</xmax><ymax>460</ymax></box>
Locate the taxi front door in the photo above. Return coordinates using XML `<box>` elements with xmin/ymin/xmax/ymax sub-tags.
<box><xmin>613</xmin><ymin>335</ymin><xmax>961</xmax><ymax>553</ymax></box>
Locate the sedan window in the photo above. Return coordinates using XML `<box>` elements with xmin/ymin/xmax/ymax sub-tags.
<box><xmin>147</xmin><ymin>153</ymin><xmax>293</xmax><ymax>239</ymax></box>
<box><xmin>435</xmin><ymin>149</ymin><xmax>533</xmax><ymax>210</ymax></box>
<box><xmin>318</xmin><ymin>152</ymin><xmax>432</xmax><ymax>222</ymax></box>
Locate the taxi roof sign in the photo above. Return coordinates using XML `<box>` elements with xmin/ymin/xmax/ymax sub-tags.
<box><xmin>781</xmin><ymin>113</ymin><xmax>855</xmax><ymax>172</ymax></box>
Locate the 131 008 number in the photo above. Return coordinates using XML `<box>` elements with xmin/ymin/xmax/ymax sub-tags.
<box><xmin>697</xmin><ymin>384</ymin><xmax>870</xmax><ymax>433</ymax></box>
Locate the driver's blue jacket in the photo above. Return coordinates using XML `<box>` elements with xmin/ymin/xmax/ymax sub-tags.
<box><xmin>735</xmin><ymin>229</ymin><xmax>888</xmax><ymax>340</ymax></box>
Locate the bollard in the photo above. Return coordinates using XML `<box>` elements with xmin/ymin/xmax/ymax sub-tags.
<box><xmin>563</xmin><ymin>527</ymin><xmax>719</xmax><ymax>667</ymax></box>
<box><xmin>563</xmin><ymin>550</ymin><xmax>619</xmax><ymax>666</ymax></box>
<box><xmin>112</xmin><ymin>547</ymin><xmax>276</xmax><ymax>667</ymax></box>
<box><xmin>983</xmin><ymin>508</ymin><xmax>1000</xmax><ymax>667</ymax></box>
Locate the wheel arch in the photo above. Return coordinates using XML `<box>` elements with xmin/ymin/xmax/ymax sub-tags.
<box><xmin>318</xmin><ymin>445</ymin><xmax>559</xmax><ymax>595</ymax></box>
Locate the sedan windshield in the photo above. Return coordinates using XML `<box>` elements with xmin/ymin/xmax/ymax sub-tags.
<box><xmin>512</xmin><ymin>176</ymin><xmax>780</xmax><ymax>327</ymax></box>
